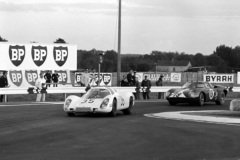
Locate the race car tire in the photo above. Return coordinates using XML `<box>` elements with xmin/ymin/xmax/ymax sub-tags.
<box><xmin>122</xmin><ymin>97</ymin><xmax>133</xmax><ymax>115</ymax></box>
<box><xmin>109</xmin><ymin>99</ymin><xmax>117</xmax><ymax>117</ymax></box>
<box><xmin>168</xmin><ymin>100</ymin><xmax>177</xmax><ymax>105</ymax></box>
<box><xmin>197</xmin><ymin>92</ymin><xmax>204</xmax><ymax>106</ymax></box>
<box><xmin>67</xmin><ymin>112</ymin><xmax>75</xmax><ymax>117</ymax></box>
<box><xmin>215</xmin><ymin>92</ymin><xmax>225</xmax><ymax>105</ymax></box>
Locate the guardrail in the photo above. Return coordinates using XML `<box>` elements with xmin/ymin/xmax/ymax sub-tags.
<box><xmin>0</xmin><ymin>86</ymin><xmax>237</xmax><ymax>102</ymax></box>
<box><xmin>0</xmin><ymin>86</ymin><xmax>238</xmax><ymax>95</ymax></box>
<box><xmin>0</xmin><ymin>86</ymin><xmax>181</xmax><ymax>95</ymax></box>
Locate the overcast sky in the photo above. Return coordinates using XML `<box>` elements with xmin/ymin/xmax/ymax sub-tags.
<box><xmin>1</xmin><ymin>0</ymin><xmax>240</xmax><ymax>55</ymax></box>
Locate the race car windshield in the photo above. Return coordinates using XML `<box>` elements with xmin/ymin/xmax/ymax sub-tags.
<box><xmin>182</xmin><ymin>82</ymin><xmax>193</xmax><ymax>88</ymax></box>
<box><xmin>84</xmin><ymin>89</ymin><xmax>111</xmax><ymax>99</ymax></box>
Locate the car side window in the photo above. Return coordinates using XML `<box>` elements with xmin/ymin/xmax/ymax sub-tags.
<box><xmin>205</xmin><ymin>83</ymin><xmax>210</xmax><ymax>89</ymax></box>
<box><xmin>196</xmin><ymin>84</ymin><xmax>205</xmax><ymax>88</ymax></box>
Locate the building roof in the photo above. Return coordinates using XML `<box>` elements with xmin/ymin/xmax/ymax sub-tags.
<box><xmin>157</xmin><ymin>60</ymin><xmax>190</xmax><ymax>67</ymax></box>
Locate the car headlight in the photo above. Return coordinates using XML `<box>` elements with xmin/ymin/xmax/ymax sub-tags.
<box><xmin>100</xmin><ymin>98</ymin><xmax>109</xmax><ymax>109</ymax></box>
<box><xmin>64</xmin><ymin>99</ymin><xmax>72</xmax><ymax>109</ymax></box>
<box><xmin>188</xmin><ymin>91</ymin><xmax>195</xmax><ymax>98</ymax></box>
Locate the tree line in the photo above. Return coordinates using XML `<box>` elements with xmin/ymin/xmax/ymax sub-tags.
<box><xmin>77</xmin><ymin>45</ymin><xmax>240</xmax><ymax>73</ymax></box>
<box><xmin>1</xmin><ymin>36</ymin><xmax>239</xmax><ymax>73</ymax></box>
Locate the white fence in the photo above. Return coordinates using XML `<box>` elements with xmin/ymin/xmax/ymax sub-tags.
<box><xmin>0</xmin><ymin>86</ymin><xmax>181</xmax><ymax>95</ymax></box>
<box><xmin>0</xmin><ymin>86</ymin><xmax>239</xmax><ymax>95</ymax></box>
<box><xmin>0</xmin><ymin>86</ymin><xmax>238</xmax><ymax>102</ymax></box>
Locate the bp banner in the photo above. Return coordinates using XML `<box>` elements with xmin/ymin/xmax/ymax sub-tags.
<box><xmin>0</xmin><ymin>43</ymin><xmax>77</xmax><ymax>70</ymax></box>
<box><xmin>203</xmin><ymin>74</ymin><xmax>234</xmax><ymax>83</ymax></box>
<box><xmin>75</xmin><ymin>72</ymin><xmax>112</xmax><ymax>86</ymax></box>
<box><xmin>7</xmin><ymin>70</ymin><xmax>72</xmax><ymax>88</ymax></box>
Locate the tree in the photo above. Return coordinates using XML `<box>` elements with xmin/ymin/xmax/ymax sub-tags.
<box><xmin>54</xmin><ymin>38</ymin><xmax>67</xmax><ymax>43</ymax></box>
<box><xmin>192</xmin><ymin>53</ymin><xmax>206</xmax><ymax>67</ymax></box>
<box><xmin>137</xmin><ymin>63</ymin><xmax>151</xmax><ymax>71</ymax></box>
<box><xmin>206</xmin><ymin>54</ymin><xmax>227</xmax><ymax>73</ymax></box>
<box><xmin>213</xmin><ymin>45</ymin><xmax>233</xmax><ymax>67</ymax></box>
<box><xmin>101</xmin><ymin>50</ymin><xmax>118</xmax><ymax>72</ymax></box>
<box><xmin>0</xmin><ymin>36</ymin><xmax>8</xmax><ymax>42</ymax></box>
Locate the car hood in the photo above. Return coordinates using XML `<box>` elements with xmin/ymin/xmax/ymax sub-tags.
<box><xmin>76</xmin><ymin>98</ymin><xmax>104</xmax><ymax>108</ymax></box>
<box><xmin>168</xmin><ymin>88</ymin><xmax>192</xmax><ymax>98</ymax></box>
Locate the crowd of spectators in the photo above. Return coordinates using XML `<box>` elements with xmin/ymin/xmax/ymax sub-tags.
<box><xmin>121</xmin><ymin>69</ymin><xmax>164</xmax><ymax>100</ymax></box>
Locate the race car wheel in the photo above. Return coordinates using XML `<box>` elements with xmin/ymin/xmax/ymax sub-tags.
<box><xmin>109</xmin><ymin>99</ymin><xmax>117</xmax><ymax>117</ymax></box>
<box><xmin>197</xmin><ymin>92</ymin><xmax>204</xmax><ymax>106</ymax></box>
<box><xmin>67</xmin><ymin>112</ymin><xmax>75</xmax><ymax>117</ymax></box>
<box><xmin>122</xmin><ymin>97</ymin><xmax>133</xmax><ymax>115</ymax></box>
<box><xmin>215</xmin><ymin>92</ymin><xmax>225</xmax><ymax>105</ymax></box>
<box><xmin>168</xmin><ymin>100</ymin><xmax>177</xmax><ymax>105</ymax></box>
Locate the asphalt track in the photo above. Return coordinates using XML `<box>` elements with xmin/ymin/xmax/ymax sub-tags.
<box><xmin>1</xmin><ymin>100</ymin><xmax>240</xmax><ymax>160</ymax></box>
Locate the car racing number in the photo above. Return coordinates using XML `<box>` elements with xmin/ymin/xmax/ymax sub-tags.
<box><xmin>209</xmin><ymin>89</ymin><xmax>215</xmax><ymax>99</ymax></box>
<box><xmin>120</xmin><ymin>97</ymin><xmax>125</xmax><ymax>106</ymax></box>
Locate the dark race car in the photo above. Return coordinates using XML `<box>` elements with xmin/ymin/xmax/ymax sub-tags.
<box><xmin>166</xmin><ymin>82</ymin><xmax>228</xmax><ymax>106</ymax></box>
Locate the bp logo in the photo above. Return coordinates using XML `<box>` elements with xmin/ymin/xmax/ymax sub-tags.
<box><xmin>9</xmin><ymin>70</ymin><xmax>23</xmax><ymax>87</ymax></box>
<box><xmin>53</xmin><ymin>46</ymin><xmax>68</xmax><ymax>67</ymax></box>
<box><xmin>55</xmin><ymin>70</ymin><xmax>68</xmax><ymax>84</ymax></box>
<box><xmin>32</xmin><ymin>46</ymin><xmax>47</xmax><ymax>67</ymax></box>
<box><xmin>25</xmin><ymin>70</ymin><xmax>38</xmax><ymax>86</ymax></box>
<box><xmin>75</xmin><ymin>73</ymin><xmax>82</xmax><ymax>83</ymax></box>
<box><xmin>103</xmin><ymin>73</ymin><xmax>111</xmax><ymax>85</ymax></box>
<box><xmin>93</xmin><ymin>74</ymin><xmax>102</xmax><ymax>85</ymax></box>
<box><xmin>9</xmin><ymin>45</ymin><xmax>25</xmax><ymax>67</ymax></box>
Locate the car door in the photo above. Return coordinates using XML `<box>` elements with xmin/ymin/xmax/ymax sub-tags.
<box><xmin>114</xmin><ymin>92</ymin><xmax>125</xmax><ymax>110</ymax></box>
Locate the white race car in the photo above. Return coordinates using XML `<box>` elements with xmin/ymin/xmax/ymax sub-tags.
<box><xmin>63</xmin><ymin>87</ymin><xmax>135</xmax><ymax>117</ymax></box>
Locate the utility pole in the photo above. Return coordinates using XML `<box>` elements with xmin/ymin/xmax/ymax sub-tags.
<box><xmin>117</xmin><ymin>0</ymin><xmax>121</xmax><ymax>86</ymax></box>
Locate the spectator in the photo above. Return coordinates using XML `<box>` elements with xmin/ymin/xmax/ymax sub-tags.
<box><xmin>89</xmin><ymin>69</ymin><xmax>97</xmax><ymax>86</ymax></box>
<box><xmin>132</xmin><ymin>71</ymin><xmax>137</xmax><ymax>86</ymax></box>
<box><xmin>81</xmin><ymin>69</ymin><xmax>96</xmax><ymax>92</ymax></box>
<box><xmin>44</xmin><ymin>71</ymin><xmax>52</xmax><ymax>88</ymax></box>
<box><xmin>141</xmin><ymin>75</ymin><xmax>151</xmax><ymax>100</ymax></box>
<box><xmin>35</xmin><ymin>73</ymin><xmax>46</xmax><ymax>102</ymax></box>
<box><xmin>135</xmin><ymin>77</ymin><xmax>141</xmax><ymax>100</ymax></box>
<box><xmin>121</xmin><ymin>75</ymin><xmax>129</xmax><ymax>86</ymax></box>
<box><xmin>156</xmin><ymin>75</ymin><xmax>164</xmax><ymax>99</ymax></box>
<box><xmin>203</xmin><ymin>68</ymin><xmax>208</xmax><ymax>73</ymax></box>
<box><xmin>52</xmin><ymin>71</ymin><xmax>59</xmax><ymax>87</ymax></box>
<box><xmin>0</xmin><ymin>71</ymin><xmax>9</xmax><ymax>102</ymax></box>
<box><xmin>127</xmin><ymin>70</ymin><xmax>134</xmax><ymax>86</ymax></box>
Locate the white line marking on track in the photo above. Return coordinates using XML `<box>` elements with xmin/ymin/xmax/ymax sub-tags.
<box><xmin>144</xmin><ymin>110</ymin><xmax>240</xmax><ymax>127</ymax></box>
<box><xmin>0</xmin><ymin>102</ymin><xmax>64</xmax><ymax>107</ymax></box>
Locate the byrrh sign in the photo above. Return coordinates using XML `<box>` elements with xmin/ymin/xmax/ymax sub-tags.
<box><xmin>0</xmin><ymin>43</ymin><xmax>77</xmax><ymax>70</ymax></box>
<box><xmin>203</xmin><ymin>74</ymin><xmax>234</xmax><ymax>83</ymax></box>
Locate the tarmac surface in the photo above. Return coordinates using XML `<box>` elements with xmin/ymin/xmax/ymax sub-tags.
<box><xmin>1</xmin><ymin>99</ymin><xmax>240</xmax><ymax>160</ymax></box>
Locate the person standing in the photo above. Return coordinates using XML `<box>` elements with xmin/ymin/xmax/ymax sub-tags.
<box><xmin>0</xmin><ymin>71</ymin><xmax>9</xmax><ymax>102</ymax></box>
<box><xmin>35</xmin><ymin>73</ymin><xmax>46</xmax><ymax>102</ymax></box>
<box><xmin>127</xmin><ymin>70</ymin><xmax>134</xmax><ymax>86</ymax></box>
<box><xmin>80</xmin><ymin>69</ymin><xmax>95</xmax><ymax>92</ymax></box>
<box><xmin>135</xmin><ymin>77</ymin><xmax>141</xmax><ymax>100</ymax></box>
<box><xmin>132</xmin><ymin>71</ymin><xmax>137</xmax><ymax>86</ymax></box>
<box><xmin>141</xmin><ymin>75</ymin><xmax>151</xmax><ymax>100</ymax></box>
<box><xmin>121</xmin><ymin>75</ymin><xmax>129</xmax><ymax>86</ymax></box>
<box><xmin>44</xmin><ymin>71</ymin><xmax>52</xmax><ymax>88</ymax></box>
<box><xmin>52</xmin><ymin>71</ymin><xmax>59</xmax><ymax>87</ymax></box>
<box><xmin>156</xmin><ymin>75</ymin><xmax>164</xmax><ymax>99</ymax></box>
